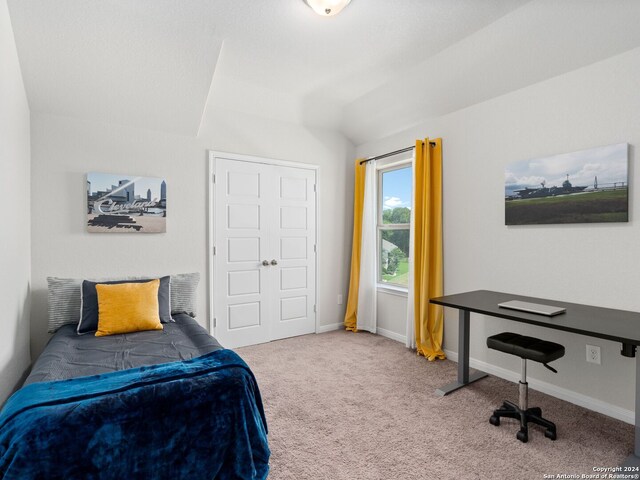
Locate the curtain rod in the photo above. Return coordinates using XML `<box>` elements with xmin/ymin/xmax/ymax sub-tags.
<box><xmin>359</xmin><ymin>142</ymin><xmax>436</xmax><ymax>165</ymax></box>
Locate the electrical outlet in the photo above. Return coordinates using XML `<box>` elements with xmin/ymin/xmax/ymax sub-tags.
<box><xmin>337</xmin><ymin>294</ymin><xmax>343</xmax><ymax>305</ymax></box>
<box><xmin>586</xmin><ymin>345</ymin><xmax>601</xmax><ymax>365</ymax></box>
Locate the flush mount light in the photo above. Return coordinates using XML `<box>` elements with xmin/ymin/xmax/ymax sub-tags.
<box><xmin>304</xmin><ymin>0</ymin><xmax>352</xmax><ymax>17</ymax></box>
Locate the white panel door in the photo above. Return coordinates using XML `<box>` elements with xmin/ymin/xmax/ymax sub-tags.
<box><xmin>214</xmin><ymin>159</ymin><xmax>271</xmax><ymax>348</ymax></box>
<box><xmin>213</xmin><ymin>157</ymin><xmax>317</xmax><ymax>348</ymax></box>
<box><xmin>271</xmin><ymin>166</ymin><xmax>317</xmax><ymax>341</ymax></box>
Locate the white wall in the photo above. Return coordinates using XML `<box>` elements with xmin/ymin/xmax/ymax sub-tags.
<box><xmin>30</xmin><ymin>108</ymin><xmax>354</xmax><ymax>358</ymax></box>
<box><xmin>357</xmin><ymin>46</ymin><xmax>640</xmax><ymax>419</ymax></box>
<box><xmin>0</xmin><ymin>0</ymin><xmax>31</xmax><ymax>404</ymax></box>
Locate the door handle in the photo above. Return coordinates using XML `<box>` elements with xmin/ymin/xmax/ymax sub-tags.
<box><xmin>262</xmin><ymin>260</ymin><xmax>269</xmax><ymax>266</ymax></box>
<box><xmin>270</xmin><ymin>259</ymin><xmax>278</xmax><ymax>266</ymax></box>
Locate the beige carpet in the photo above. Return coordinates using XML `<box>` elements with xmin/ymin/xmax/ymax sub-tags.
<box><xmin>237</xmin><ymin>330</ymin><xmax>633</xmax><ymax>480</ymax></box>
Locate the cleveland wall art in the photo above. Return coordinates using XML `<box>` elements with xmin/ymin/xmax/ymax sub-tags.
<box><xmin>87</xmin><ymin>172</ymin><xmax>167</xmax><ymax>233</ymax></box>
<box><xmin>505</xmin><ymin>143</ymin><xmax>629</xmax><ymax>225</ymax></box>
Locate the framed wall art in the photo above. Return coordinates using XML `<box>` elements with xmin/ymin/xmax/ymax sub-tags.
<box><xmin>505</xmin><ymin>143</ymin><xmax>628</xmax><ymax>225</ymax></box>
<box><xmin>87</xmin><ymin>172</ymin><xmax>167</xmax><ymax>233</ymax></box>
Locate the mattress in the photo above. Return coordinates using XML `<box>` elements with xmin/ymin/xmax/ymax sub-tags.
<box><xmin>25</xmin><ymin>313</ymin><xmax>223</xmax><ymax>385</ymax></box>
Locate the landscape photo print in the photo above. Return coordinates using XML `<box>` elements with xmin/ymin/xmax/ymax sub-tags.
<box><xmin>505</xmin><ymin>143</ymin><xmax>628</xmax><ymax>225</ymax></box>
<box><xmin>87</xmin><ymin>172</ymin><xmax>167</xmax><ymax>233</ymax></box>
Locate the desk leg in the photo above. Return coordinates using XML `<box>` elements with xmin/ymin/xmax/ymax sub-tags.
<box><xmin>436</xmin><ymin>309</ymin><xmax>488</xmax><ymax>396</ymax></box>
<box><xmin>621</xmin><ymin>353</ymin><xmax>640</xmax><ymax>467</ymax></box>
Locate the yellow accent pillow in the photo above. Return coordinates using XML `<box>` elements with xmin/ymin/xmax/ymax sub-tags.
<box><xmin>95</xmin><ymin>279</ymin><xmax>163</xmax><ymax>337</ymax></box>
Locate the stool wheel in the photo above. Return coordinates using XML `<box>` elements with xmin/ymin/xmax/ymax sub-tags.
<box><xmin>489</xmin><ymin>416</ymin><xmax>500</xmax><ymax>426</ymax></box>
<box><xmin>544</xmin><ymin>430</ymin><xmax>557</xmax><ymax>441</ymax></box>
<box><xmin>516</xmin><ymin>430</ymin><xmax>528</xmax><ymax>443</ymax></box>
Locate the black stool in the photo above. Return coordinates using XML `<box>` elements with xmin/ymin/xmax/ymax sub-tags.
<box><xmin>487</xmin><ymin>332</ymin><xmax>565</xmax><ymax>443</ymax></box>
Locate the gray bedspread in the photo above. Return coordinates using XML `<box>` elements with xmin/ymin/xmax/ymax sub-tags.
<box><xmin>25</xmin><ymin>313</ymin><xmax>223</xmax><ymax>385</ymax></box>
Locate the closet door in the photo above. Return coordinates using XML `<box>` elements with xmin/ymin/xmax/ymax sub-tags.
<box><xmin>270</xmin><ymin>166</ymin><xmax>317</xmax><ymax>341</ymax></box>
<box><xmin>213</xmin><ymin>159</ymin><xmax>271</xmax><ymax>348</ymax></box>
<box><xmin>212</xmin><ymin>156</ymin><xmax>317</xmax><ymax>348</ymax></box>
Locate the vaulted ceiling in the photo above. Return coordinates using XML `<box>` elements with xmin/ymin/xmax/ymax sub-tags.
<box><xmin>8</xmin><ymin>0</ymin><xmax>640</xmax><ymax>145</ymax></box>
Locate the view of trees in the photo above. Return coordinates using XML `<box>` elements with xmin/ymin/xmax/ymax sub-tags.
<box><xmin>380</xmin><ymin>166</ymin><xmax>412</xmax><ymax>285</ymax></box>
<box><xmin>382</xmin><ymin>206</ymin><xmax>410</xmax><ymax>224</ymax></box>
<box><xmin>381</xmin><ymin>244</ymin><xmax>406</xmax><ymax>276</ymax></box>
<box><xmin>382</xmin><ymin>206</ymin><xmax>410</xmax><ymax>256</ymax></box>
<box><xmin>381</xmin><ymin>207</ymin><xmax>410</xmax><ymax>283</ymax></box>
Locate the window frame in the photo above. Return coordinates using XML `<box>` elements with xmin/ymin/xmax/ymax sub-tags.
<box><xmin>376</xmin><ymin>159</ymin><xmax>412</xmax><ymax>292</ymax></box>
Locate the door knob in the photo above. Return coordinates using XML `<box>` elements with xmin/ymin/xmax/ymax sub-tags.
<box><xmin>262</xmin><ymin>260</ymin><xmax>269</xmax><ymax>266</ymax></box>
<box><xmin>270</xmin><ymin>259</ymin><xmax>278</xmax><ymax>266</ymax></box>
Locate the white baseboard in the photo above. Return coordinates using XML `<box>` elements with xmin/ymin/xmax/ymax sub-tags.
<box><xmin>377</xmin><ymin>327</ymin><xmax>407</xmax><ymax>344</ymax></box>
<box><xmin>444</xmin><ymin>349</ymin><xmax>634</xmax><ymax>425</ymax></box>
<box><xmin>317</xmin><ymin>322</ymin><xmax>343</xmax><ymax>334</ymax></box>
<box><xmin>316</xmin><ymin>324</ymin><xmax>408</xmax><ymax>345</ymax></box>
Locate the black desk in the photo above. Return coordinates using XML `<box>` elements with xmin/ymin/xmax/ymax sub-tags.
<box><xmin>429</xmin><ymin>290</ymin><xmax>640</xmax><ymax>467</ymax></box>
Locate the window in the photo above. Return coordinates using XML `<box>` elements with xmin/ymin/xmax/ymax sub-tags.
<box><xmin>378</xmin><ymin>164</ymin><xmax>412</xmax><ymax>288</ymax></box>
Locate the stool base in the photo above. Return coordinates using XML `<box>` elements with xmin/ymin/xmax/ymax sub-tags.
<box><xmin>489</xmin><ymin>400</ymin><xmax>557</xmax><ymax>443</ymax></box>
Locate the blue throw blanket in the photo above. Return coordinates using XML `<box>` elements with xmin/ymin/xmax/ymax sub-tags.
<box><xmin>0</xmin><ymin>349</ymin><xmax>269</xmax><ymax>480</ymax></box>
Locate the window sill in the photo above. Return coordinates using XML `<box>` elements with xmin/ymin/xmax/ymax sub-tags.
<box><xmin>377</xmin><ymin>284</ymin><xmax>408</xmax><ymax>297</ymax></box>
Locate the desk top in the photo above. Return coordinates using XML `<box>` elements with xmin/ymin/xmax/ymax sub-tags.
<box><xmin>430</xmin><ymin>290</ymin><xmax>640</xmax><ymax>346</ymax></box>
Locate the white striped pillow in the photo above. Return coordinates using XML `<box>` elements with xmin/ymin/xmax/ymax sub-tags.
<box><xmin>47</xmin><ymin>277</ymin><xmax>83</xmax><ymax>333</ymax></box>
<box><xmin>170</xmin><ymin>272</ymin><xmax>199</xmax><ymax>317</ymax></box>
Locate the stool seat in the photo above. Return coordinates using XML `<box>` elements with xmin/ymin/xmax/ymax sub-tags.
<box><xmin>487</xmin><ymin>332</ymin><xmax>565</xmax><ymax>365</ymax></box>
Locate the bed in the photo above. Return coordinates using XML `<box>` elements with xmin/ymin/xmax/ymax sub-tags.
<box><xmin>0</xmin><ymin>305</ymin><xmax>270</xmax><ymax>479</ymax></box>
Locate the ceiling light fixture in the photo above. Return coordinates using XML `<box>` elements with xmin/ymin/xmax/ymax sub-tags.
<box><xmin>304</xmin><ymin>0</ymin><xmax>352</xmax><ymax>17</ymax></box>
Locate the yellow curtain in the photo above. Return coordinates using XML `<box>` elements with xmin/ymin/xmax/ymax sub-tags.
<box><xmin>343</xmin><ymin>158</ymin><xmax>366</xmax><ymax>332</ymax></box>
<box><xmin>413</xmin><ymin>138</ymin><xmax>445</xmax><ymax>360</ymax></box>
